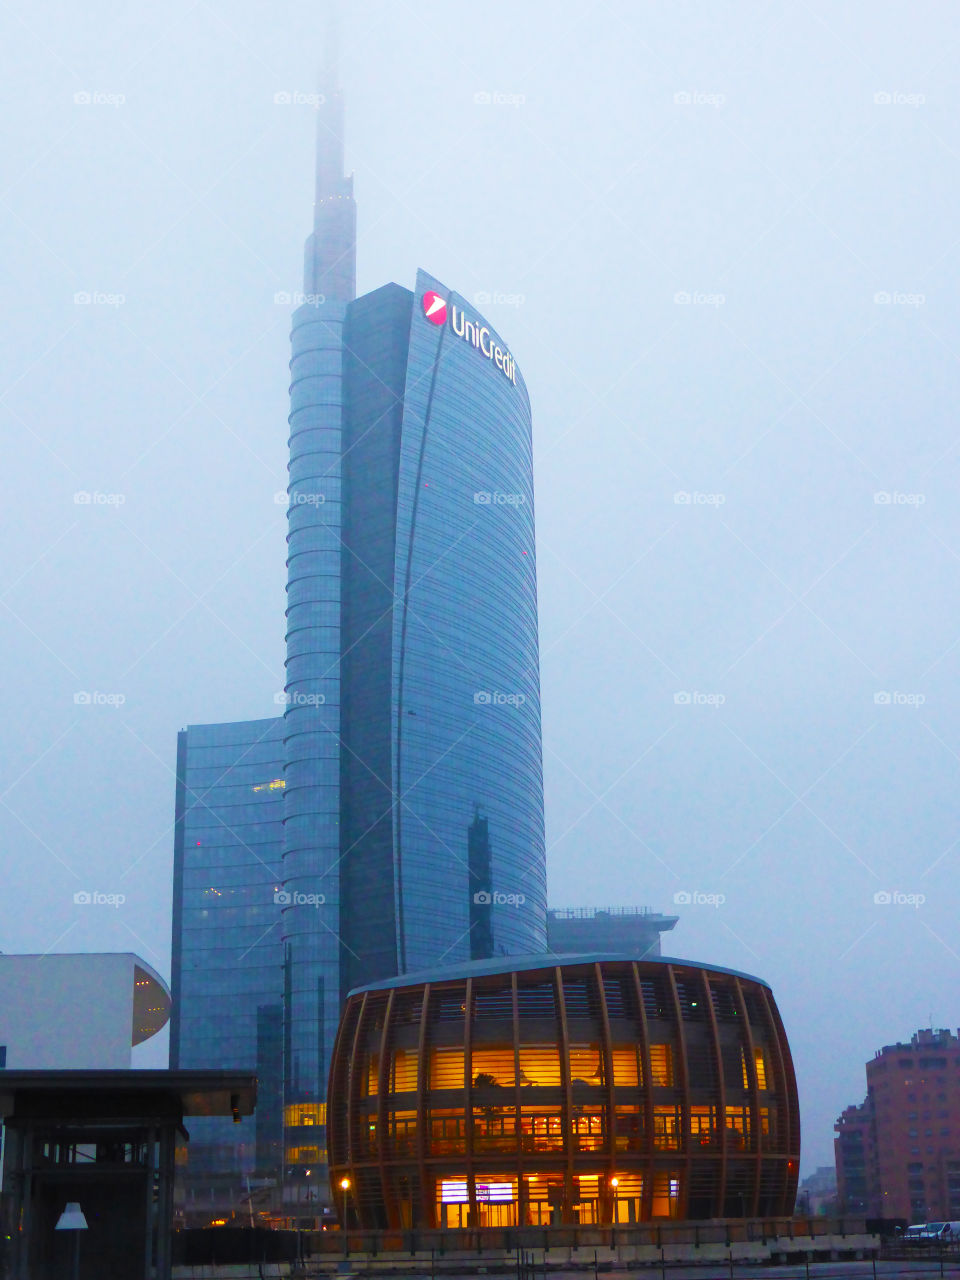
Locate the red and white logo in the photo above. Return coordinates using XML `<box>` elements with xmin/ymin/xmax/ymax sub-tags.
<box><xmin>422</xmin><ymin>291</ymin><xmax>447</xmax><ymax>325</ymax></box>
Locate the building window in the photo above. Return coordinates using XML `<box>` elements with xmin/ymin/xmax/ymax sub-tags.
<box><xmin>649</xmin><ymin>1044</ymin><xmax>674</xmax><ymax>1087</ymax></box>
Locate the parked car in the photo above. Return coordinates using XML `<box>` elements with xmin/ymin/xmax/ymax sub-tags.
<box><xmin>902</xmin><ymin>1222</ymin><xmax>960</xmax><ymax>1244</ymax></box>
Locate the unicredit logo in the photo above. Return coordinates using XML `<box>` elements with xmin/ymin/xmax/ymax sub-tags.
<box><xmin>422</xmin><ymin>291</ymin><xmax>447</xmax><ymax>325</ymax></box>
<box><xmin>421</xmin><ymin>289</ymin><xmax>518</xmax><ymax>388</ymax></box>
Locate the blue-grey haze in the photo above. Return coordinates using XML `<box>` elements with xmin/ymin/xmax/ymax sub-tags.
<box><xmin>1</xmin><ymin>0</ymin><xmax>958</xmax><ymax>1177</ymax></box>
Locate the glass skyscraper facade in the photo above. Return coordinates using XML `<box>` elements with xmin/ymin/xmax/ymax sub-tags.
<box><xmin>170</xmin><ymin>717</ymin><xmax>285</xmax><ymax>1219</ymax></box>
<box><xmin>170</xmin><ymin>49</ymin><xmax>546</xmax><ymax>1225</ymax></box>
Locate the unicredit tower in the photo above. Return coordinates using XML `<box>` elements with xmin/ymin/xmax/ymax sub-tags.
<box><xmin>170</xmin><ymin>40</ymin><xmax>546</xmax><ymax>1223</ymax></box>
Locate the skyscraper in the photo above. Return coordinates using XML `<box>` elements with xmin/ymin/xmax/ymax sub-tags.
<box><xmin>171</xmin><ymin>31</ymin><xmax>546</xmax><ymax>1225</ymax></box>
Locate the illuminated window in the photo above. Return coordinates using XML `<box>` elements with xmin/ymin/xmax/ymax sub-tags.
<box><xmin>519</xmin><ymin>1110</ymin><xmax>564</xmax><ymax>1151</ymax></box>
<box><xmin>391</xmin><ymin>1049</ymin><xmax>418</xmax><ymax>1093</ymax></box>
<box><xmin>649</xmin><ymin>1044</ymin><xmax>674</xmax><ymax>1086</ymax></box>
<box><xmin>430</xmin><ymin>1047</ymin><xmax>465</xmax><ymax>1089</ymax></box>
<box><xmin>390</xmin><ymin>1111</ymin><xmax>417</xmax><ymax>1154</ymax></box>
<box><xmin>690</xmin><ymin>1106</ymin><xmax>718</xmax><ymax>1145</ymax></box>
<box><xmin>572</xmin><ymin>1111</ymin><xmax>605</xmax><ymax>1150</ymax></box>
<box><xmin>740</xmin><ymin>1045</ymin><xmax>749</xmax><ymax>1090</ymax></box>
<box><xmin>286</xmin><ymin>1145</ymin><xmax>323</xmax><ymax>1163</ymax></box>
<box><xmin>430</xmin><ymin>1112</ymin><xmax>466</xmax><ymax>1154</ymax></box>
<box><xmin>651</xmin><ymin>1171</ymin><xmax>681</xmax><ymax>1218</ymax></box>
<box><xmin>653</xmin><ymin>1106</ymin><xmax>681</xmax><ymax>1149</ymax></box>
<box><xmin>472</xmin><ymin>1046</ymin><xmax>515</xmax><ymax>1086</ymax></box>
<box><xmin>364</xmin><ymin>1051</ymin><xmax>379</xmax><ymax>1097</ymax></box>
<box><xmin>517</xmin><ymin>1044</ymin><xmax>562</xmax><ymax>1087</ymax></box>
<box><xmin>611</xmin><ymin>1046</ymin><xmax>641</xmax><ymax>1087</ymax></box>
<box><xmin>726</xmin><ymin>1106</ymin><xmax>752</xmax><ymax>1149</ymax></box>
<box><xmin>755</xmin><ymin>1048</ymin><xmax>768</xmax><ymax>1090</ymax></box>
<box><xmin>614</xmin><ymin>1106</ymin><xmax>643</xmax><ymax>1151</ymax></box>
<box><xmin>569</xmin><ymin>1043</ymin><xmax>603</xmax><ymax>1085</ymax></box>
<box><xmin>284</xmin><ymin>1103</ymin><xmax>325</xmax><ymax>1127</ymax></box>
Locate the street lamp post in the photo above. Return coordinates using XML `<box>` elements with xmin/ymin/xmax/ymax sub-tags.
<box><xmin>339</xmin><ymin>1176</ymin><xmax>352</xmax><ymax>1229</ymax></box>
<box><xmin>55</xmin><ymin>1202</ymin><xmax>88</xmax><ymax>1280</ymax></box>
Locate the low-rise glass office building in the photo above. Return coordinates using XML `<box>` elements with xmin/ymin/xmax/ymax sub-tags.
<box><xmin>327</xmin><ymin>956</ymin><xmax>799</xmax><ymax>1228</ymax></box>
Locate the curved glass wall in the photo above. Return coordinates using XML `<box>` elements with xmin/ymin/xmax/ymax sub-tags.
<box><xmin>327</xmin><ymin>957</ymin><xmax>800</xmax><ymax>1228</ymax></box>
<box><xmin>390</xmin><ymin>271</ymin><xmax>547</xmax><ymax>971</ymax></box>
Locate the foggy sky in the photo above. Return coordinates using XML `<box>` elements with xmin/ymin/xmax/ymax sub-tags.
<box><xmin>2</xmin><ymin>0</ymin><xmax>959</xmax><ymax>1175</ymax></box>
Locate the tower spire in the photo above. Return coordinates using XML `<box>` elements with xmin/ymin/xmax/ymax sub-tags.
<box><xmin>304</xmin><ymin>1</ymin><xmax>356</xmax><ymax>301</ymax></box>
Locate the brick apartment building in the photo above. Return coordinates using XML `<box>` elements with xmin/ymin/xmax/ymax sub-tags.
<box><xmin>835</xmin><ymin>1028</ymin><xmax>960</xmax><ymax>1222</ymax></box>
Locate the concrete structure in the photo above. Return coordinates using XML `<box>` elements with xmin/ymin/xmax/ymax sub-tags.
<box><xmin>0</xmin><ymin>953</ymin><xmax>169</xmax><ymax>1070</ymax></box>
<box><xmin>547</xmin><ymin>907</ymin><xmax>678</xmax><ymax>959</ymax></box>
<box><xmin>835</xmin><ymin>1027</ymin><xmax>960</xmax><ymax>1221</ymax></box>
<box><xmin>796</xmin><ymin>1164</ymin><xmax>838</xmax><ymax>1216</ymax></box>
<box><xmin>0</xmin><ymin>1070</ymin><xmax>254</xmax><ymax>1280</ymax></box>
<box><xmin>327</xmin><ymin>954</ymin><xmax>800</xmax><ymax>1228</ymax></box>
